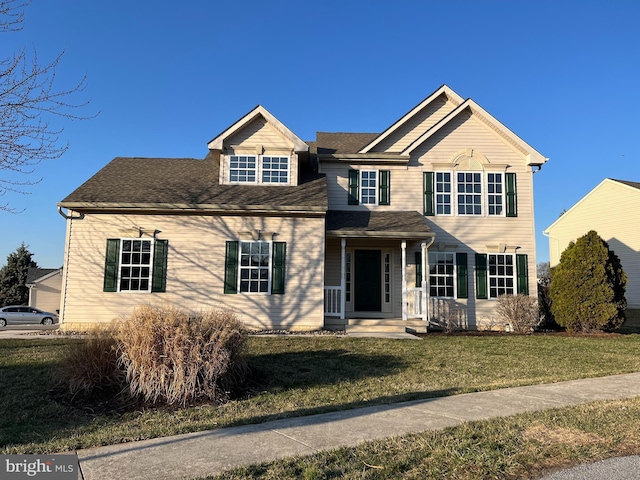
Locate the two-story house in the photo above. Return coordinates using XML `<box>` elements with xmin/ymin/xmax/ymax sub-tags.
<box><xmin>57</xmin><ymin>85</ymin><xmax>547</xmax><ymax>331</ymax></box>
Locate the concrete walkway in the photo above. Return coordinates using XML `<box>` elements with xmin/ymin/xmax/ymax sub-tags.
<box><xmin>75</xmin><ymin>372</ymin><xmax>640</xmax><ymax>480</ymax></box>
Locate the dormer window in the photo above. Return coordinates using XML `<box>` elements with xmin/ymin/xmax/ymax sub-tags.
<box><xmin>228</xmin><ymin>154</ymin><xmax>290</xmax><ymax>184</ymax></box>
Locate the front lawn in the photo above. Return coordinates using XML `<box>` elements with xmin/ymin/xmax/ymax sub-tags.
<box><xmin>2</xmin><ymin>333</ymin><xmax>640</xmax><ymax>454</ymax></box>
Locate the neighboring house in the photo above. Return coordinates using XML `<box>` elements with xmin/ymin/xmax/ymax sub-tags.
<box><xmin>26</xmin><ymin>267</ymin><xmax>62</xmax><ymax>313</ymax></box>
<box><xmin>543</xmin><ymin>178</ymin><xmax>640</xmax><ymax>325</ymax></box>
<box><xmin>58</xmin><ymin>85</ymin><xmax>548</xmax><ymax>331</ymax></box>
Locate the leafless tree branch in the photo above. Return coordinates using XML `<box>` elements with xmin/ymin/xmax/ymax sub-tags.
<box><xmin>0</xmin><ymin>0</ymin><xmax>97</xmax><ymax>212</ymax></box>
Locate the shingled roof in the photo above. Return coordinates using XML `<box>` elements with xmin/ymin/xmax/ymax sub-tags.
<box><xmin>326</xmin><ymin>210</ymin><xmax>434</xmax><ymax>238</ymax></box>
<box><xmin>60</xmin><ymin>153</ymin><xmax>327</xmax><ymax>212</ymax></box>
<box><xmin>310</xmin><ymin>132</ymin><xmax>380</xmax><ymax>155</ymax></box>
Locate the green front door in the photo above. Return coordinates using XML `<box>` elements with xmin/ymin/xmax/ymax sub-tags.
<box><xmin>354</xmin><ymin>250</ymin><xmax>382</xmax><ymax>311</ymax></box>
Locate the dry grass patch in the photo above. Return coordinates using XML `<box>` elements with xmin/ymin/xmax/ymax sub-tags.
<box><xmin>522</xmin><ymin>423</ymin><xmax>605</xmax><ymax>448</ymax></box>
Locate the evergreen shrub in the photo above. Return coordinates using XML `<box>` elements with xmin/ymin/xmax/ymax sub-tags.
<box><xmin>550</xmin><ymin>230</ymin><xmax>626</xmax><ymax>332</ymax></box>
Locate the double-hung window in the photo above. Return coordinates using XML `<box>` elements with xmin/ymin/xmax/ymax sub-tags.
<box><xmin>348</xmin><ymin>169</ymin><xmax>390</xmax><ymax>206</ymax></box>
<box><xmin>475</xmin><ymin>253</ymin><xmax>529</xmax><ymax>299</ymax></box>
<box><xmin>429</xmin><ymin>252</ymin><xmax>455</xmax><ymax>297</ymax></box>
<box><xmin>103</xmin><ymin>238</ymin><xmax>168</xmax><ymax>293</ymax></box>
<box><xmin>457</xmin><ymin>172</ymin><xmax>482</xmax><ymax>215</ymax></box>
<box><xmin>229</xmin><ymin>155</ymin><xmax>257</xmax><ymax>183</ymax></box>
<box><xmin>224</xmin><ymin>240</ymin><xmax>286</xmax><ymax>294</ymax></box>
<box><xmin>228</xmin><ymin>155</ymin><xmax>290</xmax><ymax>184</ymax></box>
<box><xmin>239</xmin><ymin>241</ymin><xmax>271</xmax><ymax>293</ymax></box>
<box><xmin>416</xmin><ymin>251</ymin><xmax>469</xmax><ymax>299</ymax></box>
<box><xmin>424</xmin><ymin>171</ymin><xmax>516</xmax><ymax>217</ymax></box>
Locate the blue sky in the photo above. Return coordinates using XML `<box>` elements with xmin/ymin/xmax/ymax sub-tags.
<box><xmin>1</xmin><ymin>0</ymin><xmax>639</xmax><ymax>268</ymax></box>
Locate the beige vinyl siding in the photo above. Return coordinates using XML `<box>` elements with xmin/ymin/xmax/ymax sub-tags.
<box><xmin>545</xmin><ymin>180</ymin><xmax>640</xmax><ymax>309</ymax></box>
<box><xmin>321</xmin><ymin>111</ymin><xmax>539</xmax><ymax>329</ymax></box>
<box><xmin>60</xmin><ymin>213</ymin><xmax>325</xmax><ymax>330</ymax></box>
<box><xmin>29</xmin><ymin>272</ymin><xmax>62</xmax><ymax>313</ymax></box>
<box><xmin>371</xmin><ymin>95</ymin><xmax>457</xmax><ymax>153</ymax></box>
<box><xmin>220</xmin><ymin>117</ymin><xmax>299</xmax><ymax>186</ymax></box>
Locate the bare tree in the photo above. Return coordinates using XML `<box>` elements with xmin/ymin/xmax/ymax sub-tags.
<box><xmin>0</xmin><ymin>0</ymin><xmax>95</xmax><ymax>212</ymax></box>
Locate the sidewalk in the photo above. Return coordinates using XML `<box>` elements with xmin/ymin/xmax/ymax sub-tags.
<box><xmin>75</xmin><ymin>372</ymin><xmax>640</xmax><ymax>480</ymax></box>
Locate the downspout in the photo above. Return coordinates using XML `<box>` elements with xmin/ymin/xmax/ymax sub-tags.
<box><xmin>57</xmin><ymin>206</ymin><xmax>84</xmax><ymax>328</ymax></box>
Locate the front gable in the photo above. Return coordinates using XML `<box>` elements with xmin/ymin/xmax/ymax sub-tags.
<box><xmin>208</xmin><ymin>105</ymin><xmax>309</xmax><ymax>187</ymax></box>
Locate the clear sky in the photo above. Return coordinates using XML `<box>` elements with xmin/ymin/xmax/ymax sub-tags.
<box><xmin>1</xmin><ymin>0</ymin><xmax>639</xmax><ymax>268</ymax></box>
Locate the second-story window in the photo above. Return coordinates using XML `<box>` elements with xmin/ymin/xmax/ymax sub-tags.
<box><xmin>228</xmin><ymin>155</ymin><xmax>290</xmax><ymax>184</ymax></box>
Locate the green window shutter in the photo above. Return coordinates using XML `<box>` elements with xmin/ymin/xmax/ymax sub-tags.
<box><xmin>415</xmin><ymin>251</ymin><xmax>422</xmax><ymax>287</ymax></box>
<box><xmin>506</xmin><ymin>173</ymin><xmax>517</xmax><ymax>217</ymax></box>
<box><xmin>271</xmin><ymin>242</ymin><xmax>286</xmax><ymax>294</ymax></box>
<box><xmin>348</xmin><ymin>169</ymin><xmax>359</xmax><ymax>205</ymax></box>
<box><xmin>224</xmin><ymin>241</ymin><xmax>239</xmax><ymax>294</ymax></box>
<box><xmin>379</xmin><ymin>170</ymin><xmax>390</xmax><ymax>205</ymax></box>
<box><xmin>456</xmin><ymin>252</ymin><xmax>468</xmax><ymax>299</ymax></box>
<box><xmin>151</xmin><ymin>239</ymin><xmax>168</xmax><ymax>292</ymax></box>
<box><xmin>103</xmin><ymin>239</ymin><xmax>120</xmax><ymax>292</ymax></box>
<box><xmin>423</xmin><ymin>172</ymin><xmax>435</xmax><ymax>216</ymax></box>
<box><xmin>475</xmin><ymin>253</ymin><xmax>488</xmax><ymax>299</ymax></box>
<box><xmin>516</xmin><ymin>253</ymin><xmax>529</xmax><ymax>295</ymax></box>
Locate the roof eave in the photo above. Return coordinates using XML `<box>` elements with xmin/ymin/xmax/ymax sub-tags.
<box><xmin>326</xmin><ymin>231</ymin><xmax>435</xmax><ymax>239</ymax></box>
<box><xmin>57</xmin><ymin>202</ymin><xmax>327</xmax><ymax>215</ymax></box>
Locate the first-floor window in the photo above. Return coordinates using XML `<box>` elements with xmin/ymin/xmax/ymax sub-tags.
<box><xmin>103</xmin><ymin>238</ymin><xmax>168</xmax><ymax>293</ymax></box>
<box><xmin>224</xmin><ymin>240</ymin><xmax>286</xmax><ymax>295</ymax></box>
<box><xmin>429</xmin><ymin>252</ymin><xmax>455</xmax><ymax>297</ymax></box>
<box><xmin>488</xmin><ymin>253</ymin><xmax>514</xmax><ymax>298</ymax></box>
<box><xmin>119</xmin><ymin>239</ymin><xmax>152</xmax><ymax>291</ymax></box>
<box><xmin>239</xmin><ymin>241</ymin><xmax>271</xmax><ymax>293</ymax></box>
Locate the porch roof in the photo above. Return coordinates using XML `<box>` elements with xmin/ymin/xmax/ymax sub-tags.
<box><xmin>326</xmin><ymin>210</ymin><xmax>434</xmax><ymax>238</ymax></box>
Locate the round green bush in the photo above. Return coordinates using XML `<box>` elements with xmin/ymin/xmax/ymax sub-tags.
<box><xmin>550</xmin><ymin>230</ymin><xmax>627</xmax><ymax>332</ymax></box>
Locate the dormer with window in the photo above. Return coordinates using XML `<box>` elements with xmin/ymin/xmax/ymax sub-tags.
<box><xmin>208</xmin><ymin>105</ymin><xmax>309</xmax><ymax>187</ymax></box>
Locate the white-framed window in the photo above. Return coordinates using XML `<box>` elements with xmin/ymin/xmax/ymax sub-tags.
<box><xmin>457</xmin><ymin>172</ymin><xmax>482</xmax><ymax>215</ymax></box>
<box><xmin>435</xmin><ymin>172</ymin><xmax>452</xmax><ymax>215</ymax></box>
<box><xmin>430</xmin><ymin>171</ymin><xmax>507</xmax><ymax>216</ymax></box>
<box><xmin>262</xmin><ymin>156</ymin><xmax>289</xmax><ymax>183</ymax></box>
<box><xmin>488</xmin><ymin>253</ymin><xmax>515</xmax><ymax>298</ymax></box>
<box><xmin>429</xmin><ymin>252</ymin><xmax>455</xmax><ymax>298</ymax></box>
<box><xmin>228</xmin><ymin>155</ymin><xmax>290</xmax><ymax>184</ymax></box>
<box><xmin>229</xmin><ymin>155</ymin><xmax>257</xmax><ymax>183</ymax></box>
<box><xmin>360</xmin><ymin>170</ymin><xmax>377</xmax><ymax>204</ymax></box>
<box><xmin>487</xmin><ymin>173</ymin><xmax>504</xmax><ymax>215</ymax></box>
<box><xmin>119</xmin><ymin>239</ymin><xmax>153</xmax><ymax>292</ymax></box>
<box><xmin>239</xmin><ymin>241</ymin><xmax>271</xmax><ymax>293</ymax></box>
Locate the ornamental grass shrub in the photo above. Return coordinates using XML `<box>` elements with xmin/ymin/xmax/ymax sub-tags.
<box><xmin>58</xmin><ymin>305</ymin><xmax>248</xmax><ymax>407</ymax></box>
<box><xmin>57</xmin><ymin>324</ymin><xmax>124</xmax><ymax>400</ymax></box>
<box><xmin>117</xmin><ymin>305</ymin><xmax>248</xmax><ymax>406</ymax></box>
<box><xmin>496</xmin><ymin>294</ymin><xmax>540</xmax><ymax>334</ymax></box>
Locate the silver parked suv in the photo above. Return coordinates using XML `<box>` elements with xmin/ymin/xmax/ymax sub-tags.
<box><xmin>0</xmin><ymin>306</ymin><xmax>58</xmax><ymax>326</ymax></box>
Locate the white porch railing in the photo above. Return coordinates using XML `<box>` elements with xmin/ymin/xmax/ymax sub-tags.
<box><xmin>324</xmin><ymin>286</ymin><xmax>343</xmax><ymax>317</ymax></box>
<box><xmin>407</xmin><ymin>287</ymin><xmax>423</xmax><ymax>318</ymax></box>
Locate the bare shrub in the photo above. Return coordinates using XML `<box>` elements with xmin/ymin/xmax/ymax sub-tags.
<box><xmin>496</xmin><ymin>294</ymin><xmax>540</xmax><ymax>334</ymax></box>
<box><xmin>117</xmin><ymin>305</ymin><xmax>248</xmax><ymax>406</ymax></box>
<box><xmin>57</xmin><ymin>324</ymin><xmax>124</xmax><ymax>398</ymax></box>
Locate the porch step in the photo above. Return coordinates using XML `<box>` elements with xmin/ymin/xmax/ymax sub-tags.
<box><xmin>345</xmin><ymin>319</ymin><xmax>428</xmax><ymax>334</ymax></box>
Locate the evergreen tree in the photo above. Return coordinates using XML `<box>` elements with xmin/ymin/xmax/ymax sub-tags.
<box><xmin>0</xmin><ymin>243</ymin><xmax>38</xmax><ymax>306</ymax></box>
<box><xmin>550</xmin><ymin>230</ymin><xmax>627</xmax><ymax>332</ymax></box>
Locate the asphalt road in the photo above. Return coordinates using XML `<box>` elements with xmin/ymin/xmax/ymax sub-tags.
<box><xmin>540</xmin><ymin>456</ymin><xmax>640</xmax><ymax>479</ymax></box>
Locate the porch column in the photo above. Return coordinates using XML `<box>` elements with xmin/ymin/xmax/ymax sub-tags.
<box><xmin>340</xmin><ymin>238</ymin><xmax>346</xmax><ymax>321</ymax></box>
<box><xmin>401</xmin><ymin>240</ymin><xmax>407</xmax><ymax>321</ymax></box>
<box><xmin>421</xmin><ymin>241</ymin><xmax>428</xmax><ymax>322</ymax></box>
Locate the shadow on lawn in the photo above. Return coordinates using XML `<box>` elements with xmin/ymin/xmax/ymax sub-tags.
<box><xmin>247</xmin><ymin>348</ymin><xmax>406</xmax><ymax>391</ymax></box>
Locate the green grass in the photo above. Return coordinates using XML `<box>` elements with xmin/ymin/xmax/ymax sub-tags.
<box><xmin>203</xmin><ymin>397</ymin><xmax>640</xmax><ymax>479</ymax></box>
<box><xmin>2</xmin><ymin>333</ymin><xmax>640</xmax><ymax>455</ymax></box>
